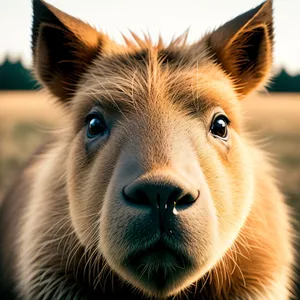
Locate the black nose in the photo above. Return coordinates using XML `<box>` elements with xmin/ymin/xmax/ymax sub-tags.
<box><xmin>123</xmin><ymin>178</ymin><xmax>199</xmax><ymax>228</ymax></box>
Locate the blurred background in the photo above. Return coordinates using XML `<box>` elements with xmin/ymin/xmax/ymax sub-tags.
<box><xmin>0</xmin><ymin>0</ymin><xmax>299</xmax><ymax>297</ymax></box>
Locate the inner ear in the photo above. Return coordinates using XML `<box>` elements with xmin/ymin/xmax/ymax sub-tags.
<box><xmin>32</xmin><ymin>0</ymin><xmax>103</xmax><ymax>103</ymax></box>
<box><xmin>223</xmin><ymin>25</ymin><xmax>271</xmax><ymax>93</ymax></box>
<box><xmin>35</xmin><ymin>23</ymin><xmax>101</xmax><ymax>101</ymax></box>
<box><xmin>233</xmin><ymin>26</ymin><xmax>268</xmax><ymax>74</ymax></box>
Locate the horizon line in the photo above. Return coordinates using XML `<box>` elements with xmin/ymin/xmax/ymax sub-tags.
<box><xmin>1</xmin><ymin>52</ymin><xmax>300</xmax><ymax>77</ymax></box>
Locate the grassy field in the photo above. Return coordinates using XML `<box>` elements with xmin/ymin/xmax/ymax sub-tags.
<box><xmin>0</xmin><ymin>91</ymin><xmax>299</xmax><ymax>293</ymax></box>
<box><xmin>0</xmin><ymin>91</ymin><xmax>63</xmax><ymax>198</ymax></box>
<box><xmin>1</xmin><ymin>91</ymin><xmax>299</xmax><ymax>202</ymax></box>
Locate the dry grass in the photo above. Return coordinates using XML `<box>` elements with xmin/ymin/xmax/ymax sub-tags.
<box><xmin>1</xmin><ymin>91</ymin><xmax>299</xmax><ymax>201</ymax></box>
<box><xmin>243</xmin><ymin>93</ymin><xmax>300</xmax><ymax>206</ymax></box>
<box><xmin>1</xmin><ymin>91</ymin><xmax>299</xmax><ymax>197</ymax></box>
<box><xmin>0</xmin><ymin>91</ymin><xmax>299</xmax><ymax>206</ymax></box>
<box><xmin>0</xmin><ymin>91</ymin><xmax>63</xmax><ymax>198</ymax></box>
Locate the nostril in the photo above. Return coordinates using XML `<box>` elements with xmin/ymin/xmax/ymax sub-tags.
<box><xmin>168</xmin><ymin>189</ymin><xmax>182</xmax><ymax>203</ymax></box>
<box><xmin>122</xmin><ymin>185</ymin><xmax>151</xmax><ymax>207</ymax></box>
<box><xmin>175</xmin><ymin>190</ymin><xmax>200</xmax><ymax>208</ymax></box>
<box><xmin>123</xmin><ymin>180</ymin><xmax>200</xmax><ymax>211</ymax></box>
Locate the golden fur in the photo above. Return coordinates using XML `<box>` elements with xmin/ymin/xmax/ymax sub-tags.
<box><xmin>0</xmin><ymin>0</ymin><xmax>295</xmax><ymax>299</ymax></box>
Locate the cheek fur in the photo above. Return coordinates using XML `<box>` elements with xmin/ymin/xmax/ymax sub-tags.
<box><xmin>67</xmin><ymin>129</ymin><xmax>124</xmax><ymax>247</ymax></box>
<box><xmin>209</xmin><ymin>134</ymin><xmax>255</xmax><ymax>249</ymax></box>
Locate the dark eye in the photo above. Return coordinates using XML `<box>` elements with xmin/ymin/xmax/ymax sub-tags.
<box><xmin>210</xmin><ymin>114</ymin><xmax>230</xmax><ymax>140</ymax></box>
<box><xmin>85</xmin><ymin>113</ymin><xmax>107</xmax><ymax>138</ymax></box>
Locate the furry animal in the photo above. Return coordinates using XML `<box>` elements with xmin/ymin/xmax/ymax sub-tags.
<box><xmin>0</xmin><ymin>0</ymin><xmax>295</xmax><ymax>299</ymax></box>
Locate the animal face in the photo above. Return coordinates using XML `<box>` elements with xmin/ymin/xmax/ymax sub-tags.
<box><xmin>32</xmin><ymin>0</ymin><xmax>273</xmax><ymax>297</ymax></box>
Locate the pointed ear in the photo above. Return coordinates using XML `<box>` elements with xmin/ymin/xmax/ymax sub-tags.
<box><xmin>32</xmin><ymin>0</ymin><xmax>106</xmax><ymax>102</ymax></box>
<box><xmin>207</xmin><ymin>0</ymin><xmax>273</xmax><ymax>97</ymax></box>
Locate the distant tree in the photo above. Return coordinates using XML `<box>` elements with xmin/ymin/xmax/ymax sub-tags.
<box><xmin>0</xmin><ymin>57</ymin><xmax>39</xmax><ymax>90</ymax></box>
<box><xmin>267</xmin><ymin>69</ymin><xmax>300</xmax><ymax>92</ymax></box>
<box><xmin>0</xmin><ymin>56</ymin><xmax>299</xmax><ymax>92</ymax></box>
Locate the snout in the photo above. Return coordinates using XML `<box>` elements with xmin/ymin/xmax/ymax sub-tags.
<box><xmin>99</xmin><ymin>142</ymin><xmax>218</xmax><ymax>297</ymax></box>
<box><xmin>122</xmin><ymin>175</ymin><xmax>200</xmax><ymax>231</ymax></box>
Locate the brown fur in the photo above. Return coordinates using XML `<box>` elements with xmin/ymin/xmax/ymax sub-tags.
<box><xmin>0</xmin><ymin>0</ymin><xmax>295</xmax><ymax>299</ymax></box>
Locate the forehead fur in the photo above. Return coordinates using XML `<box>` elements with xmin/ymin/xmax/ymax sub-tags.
<box><xmin>74</xmin><ymin>32</ymin><xmax>239</xmax><ymax>122</ymax></box>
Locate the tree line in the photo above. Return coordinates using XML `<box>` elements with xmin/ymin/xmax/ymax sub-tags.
<box><xmin>0</xmin><ymin>58</ymin><xmax>300</xmax><ymax>92</ymax></box>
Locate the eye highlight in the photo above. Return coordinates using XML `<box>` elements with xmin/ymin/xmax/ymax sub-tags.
<box><xmin>85</xmin><ymin>112</ymin><xmax>108</xmax><ymax>139</ymax></box>
<box><xmin>210</xmin><ymin>114</ymin><xmax>230</xmax><ymax>141</ymax></box>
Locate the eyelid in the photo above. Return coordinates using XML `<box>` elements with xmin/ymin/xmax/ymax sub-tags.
<box><xmin>84</xmin><ymin>111</ymin><xmax>104</xmax><ymax>125</ymax></box>
<box><xmin>212</xmin><ymin>113</ymin><xmax>230</xmax><ymax>125</ymax></box>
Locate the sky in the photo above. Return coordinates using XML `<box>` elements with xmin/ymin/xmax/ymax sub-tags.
<box><xmin>0</xmin><ymin>0</ymin><xmax>299</xmax><ymax>75</ymax></box>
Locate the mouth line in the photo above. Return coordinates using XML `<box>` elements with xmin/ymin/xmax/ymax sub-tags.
<box><xmin>126</xmin><ymin>238</ymin><xmax>169</xmax><ymax>259</ymax></box>
<box><xmin>125</xmin><ymin>239</ymin><xmax>191</xmax><ymax>274</ymax></box>
<box><xmin>122</xmin><ymin>239</ymin><xmax>194</xmax><ymax>291</ymax></box>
